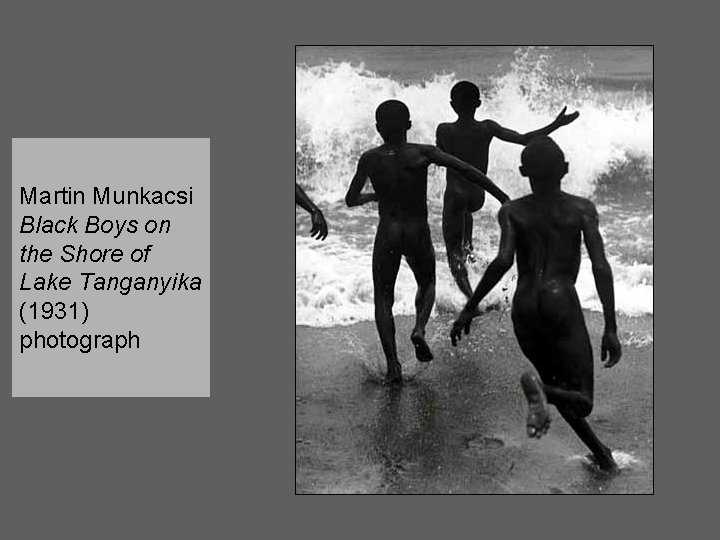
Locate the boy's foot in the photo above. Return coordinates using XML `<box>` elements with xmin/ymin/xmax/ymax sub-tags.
<box><xmin>585</xmin><ymin>448</ymin><xmax>619</xmax><ymax>474</ymax></box>
<box><xmin>385</xmin><ymin>364</ymin><xmax>403</xmax><ymax>386</ymax></box>
<box><xmin>410</xmin><ymin>331</ymin><xmax>434</xmax><ymax>363</ymax></box>
<box><xmin>520</xmin><ymin>372</ymin><xmax>551</xmax><ymax>438</ymax></box>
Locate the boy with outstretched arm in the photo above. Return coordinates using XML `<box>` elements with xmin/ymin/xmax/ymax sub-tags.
<box><xmin>437</xmin><ymin>81</ymin><xmax>579</xmax><ymax>298</ymax></box>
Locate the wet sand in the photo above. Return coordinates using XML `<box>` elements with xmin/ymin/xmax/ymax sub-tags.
<box><xmin>296</xmin><ymin>310</ymin><xmax>653</xmax><ymax>494</ymax></box>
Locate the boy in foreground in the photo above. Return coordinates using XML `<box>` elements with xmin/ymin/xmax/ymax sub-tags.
<box><xmin>436</xmin><ymin>81</ymin><xmax>579</xmax><ymax>298</ymax></box>
<box><xmin>450</xmin><ymin>136</ymin><xmax>622</xmax><ymax>472</ymax></box>
<box><xmin>346</xmin><ymin>100</ymin><xmax>509</xmax><ymax>384</ymax></box>
<box><xmin>296</xmin><ymin>182</ymin><xmax>328</xmax><ymax>240</ymax></box>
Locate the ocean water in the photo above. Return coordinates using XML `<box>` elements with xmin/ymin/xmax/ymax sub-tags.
<box><xmin>296</xmin><ymin>46</ymin><xmax>653</xmax><ymax>327</ymax></box>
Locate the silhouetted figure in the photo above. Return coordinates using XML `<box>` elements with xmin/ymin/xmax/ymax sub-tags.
<box><xmin>346</xmin><ymin>100</ymin><xmax>509</xmax><ymax>384</ymax></box>
<box><xmin>450</xmin><ymin>136</ymin><xmax>621</xmax><ymax>472</ymax></box>
<box><xmin>296</xmin><ymin>183</ymin><xmax>328</xmax><ymax>240</ymax></box>
<box><xmin>436</xmin><ymin>81</ymin><xmax>579</xmax><ymax>298</ymax></box>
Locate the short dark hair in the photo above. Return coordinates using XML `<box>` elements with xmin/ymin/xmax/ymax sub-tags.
<box><xmin>521</xmin><ymin>136</ymin><xmax>566</xmax><ymax>177</ymax></box>
<box><xmin>450</xmin><ymin>81</ymin><xmax>480</xmax><ymax>104</ymax></box>
<box><xmin>375</xmin><ymin>100</ymin><xmax>410</xmax><ymax>132</ymax></box>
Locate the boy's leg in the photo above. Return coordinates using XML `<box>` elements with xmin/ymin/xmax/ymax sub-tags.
<box><xmin>442</xmin><ymin>201</ymin><xmax>473</xmax><ymax>298</ymax></box>
<box><xmin>557</xmin><ymin>409</ymin><xmax>617</xmax><ymax>472</ymax></box>
<box><xmin>464</xmin><ymin>195</ymin><xmax>485</xmax><ymax>262</ymax></box>
<box><xmin>519</xmin><ymin>367</ymin><xmax>616</xmax><ymax>471</ymax></box>
<box><xmin>373</xmin><ymin>227</ymin><xmax>403</xmax><ymax>383</ymax></box>
<box><xmin>514</xmin><ymin>327</ymin><xmax>552</xmax><ymax>438</ymax></box>
<box><xmin>546</xmin><ymin>328</ymin><xmax>617</xmax><ymax>471</ymax></box>
<box><xmin>515</xmin><ymin>306</ymin><xmax>617</xmax><ymax>471</ymax></box>
<box><xmin>540</xmin><ymin>322</ymin><xmax>595</xmax><ymax>418</ymax></box>
<box><xmin>542</xmin><ymin>385</ymin><xmax>593</xmax><ymax>417</ymax></box>
<box><xmin>405</xmin><ymin>223</ymin><xmax>436</xmax><ymax>362</ymax></box>
<box><xmin>464</xmin><ymin>212</ymin><xmax>473</xmax><ymax>246</ymax></box>
<box><xmin>463</xmin><ymin>212</ymin><xmax>477</xmax><ymax>262</ymax></box>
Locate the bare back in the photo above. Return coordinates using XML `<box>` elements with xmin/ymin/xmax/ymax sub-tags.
<box><xmin>436</xmin><ymin>121</ymin><xmax>492</xmax><ymax>206</ymax></box>
<box><xmin>436</xmin><ymin>121</ymin><xmax>493</xmax><ymax>173</ymax></box>
<box><xmin>363</xmin><ymin>144</ymin><xmax>433</xmax><ymax>221</ymax></box>
<box><xmin>509</xmin><ymin>192</ymin><xmax>593</xmax><ymax>289</ymax></box>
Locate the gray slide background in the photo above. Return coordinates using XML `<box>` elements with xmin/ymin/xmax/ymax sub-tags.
<box><xmin>0</xmin><ymin>0</ymin><xmax>712</xmax><ymax>538</ymax></box>
<box><xmin>13</xmin><ymin>138</ymin><xmax>210</xmax><ymax>396</ymax></box>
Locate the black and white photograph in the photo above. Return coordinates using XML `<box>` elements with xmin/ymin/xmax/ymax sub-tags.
<box><xmin>295</xmin><ymin>46</ymin><xmax>653</xmax><ymax>494</ymax></box>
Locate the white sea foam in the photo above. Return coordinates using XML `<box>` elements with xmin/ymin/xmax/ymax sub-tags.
<box><xmin>296</xmin><ymin>51</ymin><xmax>653</xmax><ymax>204</ymax></box>
<box><xmin>296</xmin><ymin>230</ymin><xmax>653</xmax><ymax>327</ymax></box>
<box><xmin>296</xmin><ymin>48</ymin><xmax>653</xmax><ymax>328</ymax></box>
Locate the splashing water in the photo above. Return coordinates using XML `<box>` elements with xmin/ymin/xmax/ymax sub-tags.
<box><xmin>569</xmin><ymin>450</ymin><xmax>642</xmax><ymax>470</ymax></box>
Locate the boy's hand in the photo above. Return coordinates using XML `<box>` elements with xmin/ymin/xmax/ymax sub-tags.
<box><xmin>600</xmin><ymin>330</ymin><xmax>622</xmax><ymax>368</ymax></box>
<box><xmin>554</xmin><ymin>106</ymin><xmax>580</xmax><ymax>127</ymax></box>
<box><xmin>310</xmin><ymin>210</ymin><xmax>328</xmax><ymax>241</ymax></box>
<box><xmin>450</xmin><ymin>308</ymin><xmax>476</xmax><ymax>346</ymax></box>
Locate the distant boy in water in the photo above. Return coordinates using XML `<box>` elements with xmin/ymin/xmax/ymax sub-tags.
<box><xmin>346</xmin><ymin>100</ymin><xmax>509</xmax><ymax>384</ymax></box>
<box><xmin>436</xmin><ymin>81</ymin><xmax>579</xmax><ymax>298</ymax></box>
<box><xmin>450</xmin><ymin>136</ymin><xmax>622</xmax><ymax>472</ymax></box>
<box><xmin>296</xmin><ymin>182</ymin><xmax>328</xmax><ymax>240</ymax></box>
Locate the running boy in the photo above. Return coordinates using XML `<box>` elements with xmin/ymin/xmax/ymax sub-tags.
<box><xmin>346</xmin><ymin>100</ymin><xmax>509</xmax><ymax>384</ymax></box>
<box><xmin>450</xmin><ymin>136</ymin><xmax>621</xmax><ymax>472</ymax></box>
<box><xmin>436</xmin><ymin>81</ymin><xmax>579</xmax><ymax>298</ymax></box>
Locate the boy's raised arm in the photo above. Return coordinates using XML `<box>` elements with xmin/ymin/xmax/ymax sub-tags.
<box><xmin>489</xmin><ymin>106</ymin><xmax>580</xmax><ymax>145</ymax></box>
<box><xmin>425</xmin><ymin>146</ymin><xmax>509</xmax><ymax>204</ymax></box>
<box><xmin>582</xmin><ymin>202</ymin><xmax>621</xmax><ymax>368</ymax></box>
<box><xmin>345</xmin><ymin>154</ymin><xmax>378</xmax><ymax>207</ymax></box>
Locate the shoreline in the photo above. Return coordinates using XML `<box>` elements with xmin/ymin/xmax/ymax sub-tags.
<box><xmin>296</xmin><ymin>310</ymin><xmax>653</xmax><ymax>494</ymax></box>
